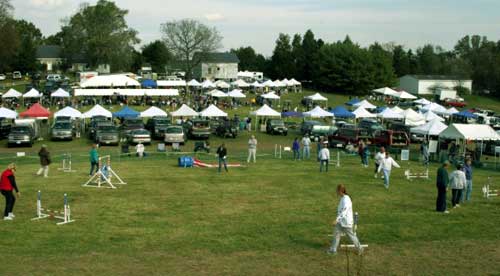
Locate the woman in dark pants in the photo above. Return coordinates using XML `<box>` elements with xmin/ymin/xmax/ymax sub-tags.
<box><xmin>436</xmin><ymin>161</ymin><xmax>449</xmax><ymax>213</ymax></box>
<box><xmin>0</xmin><ymin>163</ymin><xmax>20</xmax><ymax>220</ymax></box>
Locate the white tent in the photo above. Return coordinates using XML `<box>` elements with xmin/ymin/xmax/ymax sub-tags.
<box><xmin>378</xmin><ymin>108</ymin><xmax>404</xmax><ymax>120</ymax></box>
<box><xmin>421</xmin><ymin>102</ymin><xmax>447</xmax><ymax>114</ymax></box>
<box><xmin>74</xmin><ymin>89</ymin><xmax>114</xmax><ymax>96</ymax></box>
<box><xmin>422</xmin><ymin>111</ymin><xmax>445</xmax><ymax>122</ymax></box>
<box><xmin>207</xmin><ymin>89</ymin><xmax>228</xmax><ymax>98</ymax></box>
<box><xmin>215</xmin><ymin>80</ymin><xmax>230</xmax><ymax>89</ymax></box>
<box><xmin>83</xmin><ymin>104</ymin><xmax>113</xmax><ymax>118</ymax></box>
<box><xmin>199</xmin><ymin>104</ymin><xmax>228</xmax><ymax>117</ymax></box>
<box><xmin>303</xmin><ymin>106</ymin><xmax>333</xmax><ymax>118</ymax></box>
<box><xmin>403</xmin><ymin>108</ymin><xmax>426</xmax><ymax>126</ymax></box>
<box><xmin>261</xmin><ymin>91</ymin><xmax>280</xmax><ymax>100</ymax></box>
<box><xmin>50</xmin><ymin>88</ymin><xmax>70</xmax><ymax>98</ymax></box>
<box><xmin>0</xmin><ymin>107</ymin><xmax>17</xmax><ymax>119</ymax></box>
<box><xmin>306</xmin><ymin>93</ymin><xmax>328</xmax><ymax>101</ymax></box>
<box><xmin>439</xmin><ymin>124</ymin><xmax>500</xmax><ymax>141</ymax></box>
<box><xmin>231</xmin><ymin>79</ymin><xmax>250</xmax><ymax>88</ymax></box>
<box><xmin>227</xmin><ymin>89</ymin><xmax>246</xmax><ymax>98</ymax></box>
<box><xmin>80</xmin><ymin>75</ymin><xmax>140</xmax><ymax>88</ymax></box>
<box><xmin>157</xmin><ymin>80</ymin><xmax>187</xmax><ymax>87</ymax></box>
<box><xmin>353</xmin><ymin>107</ymin><xmax>376</xmax><ymax>118</ymax></box>
<box><xmin>144</xmin><ymin>89</ymin><xmax>179</xmax><ymax>97</ymax></box>
<box><xmin>290</xmin><ymin>78</ymin><xmax>301</xmax><ymax>86</ymax></box>
<box><xmin>414</xmin><ymin>98</ymin><xmax>431</xmax><ymax>105</ymax></box>
<box><xmin>353</xmin><ymin>100</ymin><xmax>376</xmax><ymax>109</ymax></box>
<box><xmin>396</xmin><ymin>91</ymin><xmax>417</xmax><ymax>100</ymax></box>
<box><xmin>54</xmin><ymin>106</ymin><xmax>83</xmax><ymax>119</ymax></box>
<box><xmin>23</xmin><ymin>88</ymin><xmax>41</xmax><ymax>98</ymax></box>
<box><xmin>391</xmin><ymin>106</ymin><xmax>405</xmax><ymax>114</ymax></box>
<box><xmin>262</xmin><ymin>80</ymin><xmax>276</xmax><ymax>87</ymax></box>
<box><xmin>446</xmin><ymin>107</ymin><xmax>459</xmax><ymax>115</ymax></box>
<box><xmin>251</xmin><ymin>81</ymin><xmax>264</xmax><ymax>88</ymax></box>
<box><xmin>273</xmin><ymin>80</ymin><xmax>286</xmax><ymax>87</ymax></box>
<box><xmin>410</xmin><ymin>119</ymin><xmax>448</xmax><ymax>136</ymax></box>
<box><xmin>114</xmin><ymin>89</ymin><xmax>145</xmax><ymax>96</ymax></box>
<box><xmin>2</xmin><ymin>88</ymin><xmax>22</xmax><ymax>98</ymax></box>
<box><xmin>171</xmin><ymin>104</ymin><xmax>198</xmax><ymax>117</ymax></box>
<box><xmin>187</xmin><ymin>79</ymin><xmax>201</xmax><ymax>87</ymax></box>
<box><xmin>201</xmin><ymin>80</ymin><xmax>216</xmax><ymax>89</ymax></box>
<box><xmin>373</xmin><ymin>87</ymin><xmax>399</xmax><ymax>96</ymax></box>
<box><xmin>250</xmin><ymin>104</ymin><xmax>281</xmax><ymax>117</ymax></box>
<box><xmin>140</xmin><ymin>106</ymin><xmax>168</xmax><ymax>118</ymax></box>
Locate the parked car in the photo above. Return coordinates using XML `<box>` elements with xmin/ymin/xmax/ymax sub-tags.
<box><xmin>89</xmin><ymin>116</ymin><xmax>111</xmax><ymax>138</ymax></box>
<box><xmin>164</xmin><ymin>125</ymin><xmax>185</xmax><ymax>144</ymax></box>
<box><xmin>310</xmin><ymin>125</ymin><xmax>337</xmax><ymax>141</ymax></box>
<box><xmin>387</xmin><ymin>122</ymin><xmax>423</xmax><ymax>143</ymax></box>
<box><xmin>0</xmin><ymin>118</ymin><xmax>12</xmax><ymax>139</ymax></box>
<box><xmin>121</xmin><ymin>118</ymin><xmax>145</xmax><ymax>136</ymax></box>
<box><xmin>266</xmin><ymin>119</ymin><xmax>288</xmax><ymax>135</ymax></box>
<box><xmin>51</xmin><ymin>121</ymin><xmax>74</xmax><ymax>141</ymax></box>
<box><xmin>444</xmin><ymin>98</ymin><xmax>467</xmax><ymax>108</ymax></box>
<box><xmin>95</xmin><ymin>123</ymin><xmax>119</xmax><ymax>146</ymax></box>
<box><xmin>12</xmin><ymin>71</ymin><xmax>22</xmax><ymax>79</ymax></box>
<box><xmin>145</xmin><ymin>116</ymin><xmax>171</xmax><ymax>139</ymax></box>
<box><xmin>328</xmin><ymin>127</ymin><xmax>371</xmax><ymax>147</ymax></box>
<box><xmin>0</xmin><ymin>74</ymin><xmax>6</xmax><ymax>81</ymax></box>
<box><xmin>184</xmin><ymin>118</ymin><xmax>211</xmax><ymax>139</ymax></box>
<box><xmin>300</xmin><ymin>120</ymin><xmax>322</xmax><ymax>135</ymax></box>
<box><xmin>8</xmin><ymin>120</ymin><xmax>38</xmax><ymax>147</ymax></box>
<box><xmin>215</xmin><ymin>119</ymin><xmax>238</xmax><ymax>138</ymax></box>
<box><xmin>358</xmin><ymin>119</ymin><xmax>385</xmax><ymax>135</ymax></box>
<box><xmin>126</xmin><ymin>129</ymin><xmax>151</xmax><ymax>145</ymax></box>
<box><xmin>46</xmin><ymin>74</ymin><xmax>62</xmax><ymax>82</ymax></box>
<box><xmin>371</xmin><ymin>130</ymin><xmax>410</xmax><ymax>149</ymax></box>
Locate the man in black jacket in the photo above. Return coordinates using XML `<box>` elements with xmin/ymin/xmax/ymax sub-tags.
<box><xmin>436</xmin><ymin>161</ymin><xmax>449</xmax><ymax>213</ymax></box>
<box><xmin>216</xmin><ymin>143</ymin><xmax>228</xmax><ymax>173</ymax></box>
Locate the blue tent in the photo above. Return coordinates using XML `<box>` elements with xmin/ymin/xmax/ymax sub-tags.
<box><xmin>330</xmin><ymin>106</ymin><xmax>355</xmax><ymax>118</ymax></box>
<box><xmin>141</xmin><ymin>79</ymin><xmax>157</xmax><ymax>88</ymax></box>
<box><xmin>113</xmin><ymin>106</ymin><xmax>140</xmax><ymax>118</ymax></box>
<box><xmin>453</xmin><ymin>110</ymin><xmax>478</xmax><ymax>119</ymax></box>
<box><xmin>282</xmin><ymin>111</ymin><xmax>304</xmax><ymax>118</ymax></box>
<box><xmin>345</xmin><ymin>98</ymin><xmax>361</xmax><ymax>106</ymax></box>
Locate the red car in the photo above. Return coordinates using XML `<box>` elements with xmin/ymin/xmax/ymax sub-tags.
<box><xmin>444</xmin><ymin>99</ymin><xmax>467</xmax><ymax>108</ymax></box>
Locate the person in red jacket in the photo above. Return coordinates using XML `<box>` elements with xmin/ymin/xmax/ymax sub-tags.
<box><xmin>0</xmin><ymin>163</ymin><xmax>20</xmax><ymax>220</ymax></box>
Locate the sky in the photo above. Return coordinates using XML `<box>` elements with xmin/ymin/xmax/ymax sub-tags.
<box><xmin>11</xmin><ymin>0</ymin><xmax>500</xmax><ymax>56</ymax></box>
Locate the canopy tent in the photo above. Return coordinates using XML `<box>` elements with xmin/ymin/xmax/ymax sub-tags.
<box><xmin>373</xmin><ymin>87</ymin><xmax>399</xmax><ymax>96</ymax></box>
<box><xmin>281</xmin><ymin>79</ymin><xmax>291</xmax><ymax>86</ymax></box>
<box><xmin>187</xmin><ymin>79</ymin><xmax>201</xmax><ymax>87</ymax></box>
<box><xmin>250</xmin><ymin>104</ymin><xmax>281</xmax><ymax>117</ymax></box>
<box><xmin>410</xmin><ymin>119</ymin><xmax>448</xmax><ymax>136</ymax></box>
<box><xmin>157</xmin><ymin>80</ymin><xmax>187</xmax><ymax>87</ymax></box>
<box><xmin>330</xmin><ymin>106</ymin><xmax>355</xmax><ymax>118</ymax></box>
<box><xmin>391</xmin><ymin>106</ymin><xmax>405</xmax><ymax>114</ymax></box>
<box><xmin>80</xmin><ymin>75</ymin><xmax>140</xmax><ymax>88</ymax></box>
<box><xmin>114</xmin><ymin>89</ymin><xmax>145</xmax><ymax>96</ymax></box>
<box><xmin>0</xmin><ymin>107</ymin><xmax>17</xmax><ymax>119</ymax></box>
<box><xmin>353</xmin><ymin>100</ymin><xmax>376</xmax><ymax>109</ymax></box>
<box><xmin>261</xmin><ymin>91</ymin><xmax>280</xmax><ymax>100</ymax></box>
<box><xmin>2</xmin><ymin>88</ymin><xmax>22</xmax><ymax>98</ymax></box>
<box><xmin>144</xmin><ymin>89</ymin><xmax>179</xmax><ymax>97</ymax></box>
<box><xmin>74</xmin><ymin>89</ymin><xmax>114</xmax><ymax>96</ymax></box>
<box><xmin>446</xmin><ymin>107</ymin><xmax>459</xmax><ymax>115</ymax></box>
<box><xmin>83</xmin><ymin>104</ymin><xmax>112</xmax><ymax>118</ymax></box>
<box><xmin>215</xmin><ymin>80</ymin><xmax>230</xmax><ymax>89</ymax></box>
<box><xmin>273</xmin><ymin>80</ymin><xmax>286</xmax><ymax>87</ymax></box>
<box><xmin>353</xmin><ymin>107</ymin><xmax>376</xmax><ymax>119</ymax></box>
<box><xmin>262</xmin><ymin>80</ymin><xmax>276</xmax><ymax>87</ymax></box>
<box><xmin>231</xmin><ymin>79</ymin><xmax>250</xmax><ymax>88</ymax></box>
<box><xmin>303</xmin><ymin>106</ymin><xmax>334</xmax><ymax>118</ymax></box>
<box><xmin>54</xmin><ymin>106</ymin><xmax>83</xmax><ymax>119</ymax></box>
<box><xmin>141</xmin><ymin>79</ymin><xmax>157</xmax><ymax>88</ymax></box>
<box><xmin>306</xmin><ymin>93</ymin><xmax>328</xmax><ymax>101</ymax></box>
<box><xmin>378</xmin><ymin>108</ymin><xmax>404</xmax><ymax>120</ymax></box>
<box><xmin>140</xmin><ymin>106</ymin><xmax>168</xmax><ymax>118</ymax></box>
<box><xmin>403</xmin><ymin>108</ymin><xmax>426</xmax><ymax>126</ymax></box>
<box><xmin>23</xmin><ymin>88</ymin><xmax>41</xmax><ymax>98</ymax></box>
<box><xmin>171</xmin><ymin>104</ymin><xmax>198</xmax><ymax>117</ymax></box>
<box><xmin>113</xmin><ymin>106</ymin><xmax>140</xmax><ymax>119</ymax></box>
<box><xmin>414</xmin><ymin>98</ymin><xmax>432</xmax><ymax>105</ymax></box>
<box><xmin>422</xmin><ymin>110</ymin><xmax>445</xmax><ymax>122</ymax></box>
<box><xmin>201</xmin><ymin>80</ymin><xmax>216</xmax><ymax>89</ymax></box>
<box><xmin>453</xmin><ymin>110</ymin><xmax>478</xmax><ymax>119</ymax></box>
<box><xmin>396</xmin><ymin>91</ymin><xmax>417</xmax><ymax>100</ymax></box>
<box><xmin>345</xmin><ymin>98</ymin><xmax>361</xmax><ymax>106</ymax></box>
<box><xmin>20</xmin><ymin>103</ymin><xmax>50</xmax><ymax>118</ymax></box>
<box><xmin>439</xmin><ymin>124</ymin><xmax>500</xmax><ymax>141</ymax></box>
<box><xmin>290</xmin><ymin>78</ymin><xmax>301</xmax><ymax>86</ymax></box>
<box><xmin>227</xmin><ymin>89</ymin><xmax>246</xmax><ymax>98</ymax></box>
<box><xmin>421</xmin><ymin>102</ymin><xmax>447</xmax><ymax>114</ymax></box>
<box><xmin>50</xmin><ymin>88</ymin><xmax>70</xmax><ymax>98</ymax></box>
<box><xmin>207</xmin><ymin>89</ymin><xmax>228</xmax><ymax>98</ymax></box>
<box><xmin>199</xmin><ymin>104</ymin><xmax>228</xmax><ymax>117</ymax></box>
<box><xmin>250</xmin><ymin>81</ymin><xmax>264</xmax><ymax>88</ymax></box>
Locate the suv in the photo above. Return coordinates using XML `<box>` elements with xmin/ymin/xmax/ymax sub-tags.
<box><xmin>358</xmin><ymin>119</ymin><xmax>385</xmax><ymax>135</ymax></box>
<box><xmin>95</xmin><ymin>123</ymin><xmax>119</xmax><ymax>145</ymax></box>
<box><xmin>126</xmin><ymin>129</ymin><xmax>151</xmax><ymax>145</ymax></box>
<box><xmin>329</xmin><ymin>127</ymin><xmax>370</xmax><ymax>147</ymax></box>
<box><xmin>184</xmin><ymin>118</ymin><xmax>211</xmax><ymax>139</ymax></box>
<box><xmin>8</xmin><ymin>125</ymin><xmax>35</xmax><ymax>147</ymax></box>
<box><xmin>51</xmin><ymin>121</ymin><xmax>74</xmax><ymax>141</ymax></box>
<box><xmin>266</xmin><ymin>119</ymin><xmax>288</xmax><ymax>135</ymax></box>
<box><xmin>12</xmin><ymin>71</ymin><xmax>22</xmax><ymax>79</ymax></box>
<box><xmin>164</xmin><ymin>125</ymin><xmax>185</xmax><ymax>144</ymax></box>
<box><xmin>215</xmin><ymin>119</ymin><xmax>238</xmax><ymax>138</ymax></box>
<box><xmin>121</xmin><ymin>118</ymin><xmax>145</xmax><ymax>135</ymax></box>
<box><xmin>0</xmin><ymin>118</ymin><xmax>12</xmax><ymax>138</ymax></box>
<box><xmin>300</xmin><ymin>120</ymin><xmax>322</xmax><ymax>135</ymax></box>
<box><xmin>89</xmin><ymin>116</ymin><xmax>111</xmax><ymax>139</ymax></box>
<box><xmin>146</xmin><ymin>116</ymin><xmax>171</xmax><ymax>139</ymax></box>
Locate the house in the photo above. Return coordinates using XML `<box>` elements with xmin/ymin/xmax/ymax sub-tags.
<box><xmin>36</xmin><ymin>45</ymin><xmax>63</xmax><ymax>71</ymax></box>
<box><xmin>193</xmin><ymin>52</ymin><xmax>239</xmax><ymax>80</ymax></box>
<box><xmin>237</xmin><ymin>71</ymin><xmax>264</xmax><ymax>81</ymax></box>
<box><xmin>398</xmin><ymin>75</ymin><xmax>472</xmax><ymax>95</ymax></box>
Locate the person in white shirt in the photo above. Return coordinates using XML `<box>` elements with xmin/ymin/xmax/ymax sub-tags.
<box><xmin>247</xmin><ymin>135</ymin><xmax>258</xmax><ymax>163</ymax></box>
<box><xmin>377</xmin><ymin>152</ymin><xmax>400</xmax><ymax>189</ymax></box>
<box><xmin>135</xmin><ymin>142</ymin><xmax>145</xmax><ymax>158</ymax></box>
<box><xmin>327</xmin><ymin>184</ymin><xmax>363</xmax><ymax>255</ymax></box>
<box><xmin>449</xmin><ymin>164</ymin><xmax>466</xmax><ymax>208</ymax></box>
<box><xmin>302</xmin><ymin>135</ymin><xmax>312</xmax><ymax>159</ymax></box>
<box><xmin>318</xmin><ymin>142</ymin><xmax>330</xmax><ymax>172</ymax></box>
<box><xmin>374</xmin><ymin>147</ymin><xmax>385</xmax><ymax>178</ymax></box>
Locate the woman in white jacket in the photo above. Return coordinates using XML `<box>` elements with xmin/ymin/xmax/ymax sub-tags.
<box><xmin>327</xmin><ymin>184</ymin><xmax>363</xmax><ymax>255</ymax></box>
<box><xmin>377</xmin><ymin>152</ymin><xmax>400</xmax><ymax>189</ymax></box>
<box><xmin>449</xmin><ymin>164</ymin><xmax>467</xmax><ymax>208</ymax></box>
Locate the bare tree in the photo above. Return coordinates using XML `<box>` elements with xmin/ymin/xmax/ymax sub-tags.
<box><xmin>161</xmin><ymin>19</ymin><xmax>222</xmax><ymax>79</ymax></box>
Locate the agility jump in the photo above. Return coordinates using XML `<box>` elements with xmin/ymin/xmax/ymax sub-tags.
<box><xmin>31</xmin><ymin>191</ymin><xmax>75</xmax><ymax>225</ymax></box>
<box><xmin>83</xmin><ymin>155</ymin><xmax>126</xmax><ymax>189</ymax></box>
<box><xmin>58</xmin><ymin>153</ymin><xmax>76</xmax><ymax>173</ymax></box>
<box><xmin>483</xmin><ymin>177</ymin><xmax>498</xmax><ymax>199</ymax></box>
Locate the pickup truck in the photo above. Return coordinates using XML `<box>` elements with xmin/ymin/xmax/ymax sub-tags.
<box><xmin>371</xmin><ymin>130</ymin><xmax>410</xmax><ymax>149</ymax></box>
<box><xmin>328</xmin><ymin>127</ymin><xmax>371</xmax><ymax>147</ymax></box>
<box><xmin>185</xmin><ymin>119</ymin><xmax>211</xmax><ymax>139</ymax></box>
<box><xmin>266</xmin><ymin>119</ymin><xmax>288</xmax><ymax>135</ymax></box>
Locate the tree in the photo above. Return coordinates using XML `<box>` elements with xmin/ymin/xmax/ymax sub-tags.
<box><xmin>0</xmin><ymin>0</ymin><xmax>17</xmax><ymax>72</ymax></box>
<box><xmin>60</xmin><ymin>0</ymin><xmax>140</xmax><ymax>71</ymax></box>
<box><xmin>291</xmin><ymin>34</ymin><xmax>302</xmax><ymax>78</ymax></box>
<box><xmin>12</xmin><ymin>20</ymin><xmax>43</xmax><ymax>72</ymax></box>
<box><xmin>231</xmin><ymin>46</ymin><xmax>269</xmax><ymax>74</ymax></box>
<box><xmin>161</xmin><ymin>19</ymin><xmax>222</xmax><ymax>79</ymax></box>
<box><xmin>392</xmin><ymin>45</ymin><xmax>410</xmax><ymax>77</ymax></box>
<box><xmin>269</xmin><ymin>33</ymin><xmax>295</xmax><ymax>79</ymax></box>
<box><xmin>416</xmin><ymin>44</ymin><xmax>441</xmax><ymax>74</ymax></box>
<box><xmin>300</xmin><ymin>30</ymin><xmax>319</xmax><ymax>81</ymax></box>
<box><xmin>369</xmin><ymin>43</ymin><xmax>397</xmax><ymax>87</ymax></box>
<box><xmin>141</xmin><ymin>40</ymin><xmax>172</xmax><ymax>73</ymax></box>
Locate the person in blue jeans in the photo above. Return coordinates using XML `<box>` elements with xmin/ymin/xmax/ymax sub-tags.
<box><xmin>89</xmin><ymin>144</ymin><xmax>99</xmax><ymax>176</ymax></box>
<box><xmin>292</xmin><ymin>138</ymin><xmax>300</xmax><ymax>160</ymax></box>
<box><xmin>462</xmin><ymin>159</ymin><xmax>473</xmax><ymax>202</ymax></box>
<box><xmin>216</xmin><ymin>143</ymin><xmax>228</xmax><ymax>173</ymax></box>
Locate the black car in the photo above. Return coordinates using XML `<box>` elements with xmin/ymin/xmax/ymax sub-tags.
<box><xmin>358</xmin><ymin>119</ymin><xmax>385</xmax><ymax>135</ymax></box>
<box><xmin>215</xmin><ymin>119</ymin><xmax>238</xmax><ymax>138</ymax></box>
<box><xmin>146</xmin><ymin>116</ymin><xmax>171</xmax><ymax>139</ymax></box>
<box><xmin>0</xmin><ymin>118</ymin><xmax>12</xmax><ymax>139</ymax></box>
<box><xmin>266</xmin><ymin>119</ymin><xmax>288</xmax><ymax>135</ymax></box>
<box><xmin>121</xmin><ymin>118</ymin><xmax>144</xmax><ymax>135</ymax></box>
<box><xmin>89</xmin><ymin>116</ymin><xmax>111</xmax><ymax>139</ymax></box>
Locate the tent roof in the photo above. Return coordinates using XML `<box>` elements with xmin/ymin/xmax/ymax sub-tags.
<box><xmin>83</xmin><ymin>104</ymin><xmax>112</xmax><ymax>118</ymax></box>
<box><xmin>2</xmin><ymin>88</ymin><xmax>22</xmax><ymax>98</ymax></box>
<box><xmin>50</xmin><ymin>88</ymin><xmax>70</xmax><ymax>98</ymax></box>
<box><xmin>330</xmin><ymin>106</ymin><xmax>355</xmax><ymax>118</ymax></box>
<box><xmin>201</xmin><ymin>80</ymin><xmax>216</xmax><ymax>88</ymax></box>
<box><xmin>273</xmin><ymin>80</ymin><xmax>286</xmax><ymax>87</ymax></box>
<box><xmin>446</xmin><ymin>107</ymin><xmax>459</xmax><ymax>115</ymax></box>
<box><xmin>80</xmin><ymin>75</ymin><xmax>140</xmax><ymax>88</ymax></box>
<box><xmin>23</xmin><ymin>88</ymin><xmax>41</xmax><ymax>98</ymax></box>
<box><xmin>345</xmin><ymin>98</ymin><xmax>361</xmax><ymax>106</ymax></box>
<box><xmin>353</xmin><ymin>100</ymin><xmax>376</xmax><ymax>109</ymax></box>
<box><xmin>215</xmin><ymin>80</ymin><xmax>230</xmax><ymax>89</ymax></box>
<box><xmin>113</xmin><ymin>106</ymin><xmax>140</xmax><ymax>118</ymax></box>
<box><xmin>422</xmin><ymin>110</ymin><xmax>445</xmax><ymax>122</ymax></box>
<box><xmin>114</xmin><ymin>89</ymin><xmax>145</xmax><ymax>96</ymax></box>
<box><xmin>199</xmin><ymin>104</ymin><xmax>228</xmax><ymax>117</ymax></box>
<box><xmin>231</xmin><ymin>79</ymin><xmax>250</xmax><ymax>87</ymax></box>
<box><xmin>261</xmin><ymin>91</ymin><xmax>280</xmax><ymax>99</ymax></box>
<box><xmin>396</xmin><ymin>91</ymin><xmax>417</xmax><ymax>99</ymax></box>
<box><xmin>290</xmin><ymin>78</ymin><xmax>301</xmax><ymax>85</ymax></box>
<box><xmin>140</xmin><ymin>106</ymin><xmax>168</xmax><ymax>118</ymax></box>
<box><xmin>207</xmin><ymin>89</ymin><xmax>228</xmax><ymax>97</ymax></box>
<box><xmin>227</xmin><ymin>89</ymin><xmax>246</xmax><ymax>98</ymax></box>
<box><xmin>0</xmin><ymin>107</ymin><xmax>17</xmax><ymax>119</ymax></box>
<box><xmin>157</xmin><ymin>80</ymin><xmax>186</xmax><ymax>87</ymax></box>
<box><xmin>378</xmin><ymin>108</ymin><xmax>404</xmax><ymax>119</ymax></box>
<box><xmin>391</xmin><ymin>106</ymin><xmax>405</xmax><ymax>114</ymax></box>
<box><xmin>187</xmin><ymin>79</ymin><xmax>201</xmax><ymax>87</ymax></box>
<box><xmin>403</xmin><ymin>108</ymin><xmax>425</xmax><ymax>122</ymax></box>
<box><xmin>410</xmin><ymin>119</ymin><xmax>448</xmax><ymax>136</ymax></box>
<box><xmin>262</xmin><ymin>80</ymin><xmax>276</xmax><ymax>87</ymax></box>
<box><xmin>303</xmin><ymin>106</ymin><xmax>334</xmax><ymax>118</ymax></box>
<box><xmin>171</xmin><ymin>104</ymin><xmax>198</xmax><ymax>117</ymax></box>
<box><xmin>74</xmin><ymin>89</ymin><xmax>114</xmax><ymax>96</ymax></box>
<box><xmin>54</xmin><ymin>106</ymin><xmax>83</xmax><ymax>118</ymax></box>
<box><xmin>453</xmin><ymin>110</ymin><xmax>478</xmax><ymax>119</ymax></box>
<box><xmin>306</xmin><ymin>93</ymin><xmax>328</xmax><ymax>101</ymax></box>
<box><xmin>373</xmin><ymin>87</ymin><xmax>399</xmax><ymax>96</ymax></box>
<box><xmin>421</xmin><ymin>102</ymin><xmax>447</xmax><ymax>114</ymax></box>
<box><xmin>141</xmin><ymin>79</ymin><xmax>157</xmax><ymax>88</ymax></box>
<box><xmin>145</xmin><ymin>89</ymin><xmax>179</xmax><ymax>97</ymax></box>
<box><xmin>250</xmin><ymin>104</ymin><xmax>281</xmax><ymax>117</ymax></box>
<box><xmin>353</xmin><ymin>107</ymin><xmax>376</xmax><ymax>118</ymax></box>
<box><xmin>20</xmin><ymin>103</ymin><xmax>50</xmax><ymax>118</ymax></box>
<box><xmin>251</xmin><ymin>81</ymin><xmax>264</xmax><ymax>88</ymax></box>
<box><xmin>439</xmin><ymin>124</ymin><xmax>500</xmax><ymax>141</ymax></box>
<box><xmin>414</xmin><ymin>98</ymin><xmax>432</xmax><ymax>105</ymax></box>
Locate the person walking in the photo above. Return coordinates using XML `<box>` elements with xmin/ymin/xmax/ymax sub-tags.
<box><xmin>216</xmin><ymin>143</ymin><xmax>228</xmax><ymax>173</ymax></box>
<box><xmin>463</xmin><ymin>159</ymin><xmax>473</xmax><ymax>202</ymax></box>
<box><xmin>302</xmin><ymin>135</ymin><xmax>312</xmax><ymax>160</ymax></box>
<box><xmin>292</xmin><ymin>138</ymin><xmax>300</xmax><ymax>160</ymax></box>
<box><xmin>374</xmin><ymin>147</ymin><xmax>385</xmax><ymax>178</ymax></box>
<box><xmin>327</xmin><ymin>184</ymin><xmax>363</xmax><ymax>255</ymax></box>
<box><xmin>319</xmin><ymin>141</ymin><xmax>330</xmax><ymax>172</ymax></box>
<box><xmin>89</xmin><ymin>144</ymin><xmax>99</xmax><ymax>176</ymax></box>
<box><xmin>246</xmin><ymin>117</ymin><xmax>252</xmax><ymax>131</ymax></box>
<box><xmin>436</xmin><ymin>161</ymin><xmax>450</xmax><ymax>213</ymax></box>
<box><xmin>0</xmin><ymin>164</ymin><xmax>20</xmax><ymax>221</ymax></box>
<box><xmin>377</xmin><ymin>152</ymin><xmax>400</xmax><ymax>189</ymax></box>
<box><xmin>421</xmin><ymin>140</ymin><xmax>430</xmax><ymax>166</ymax></box>
<box><xmin>449</xmin><ymin>164</ymin><xmax>466</xmax><ymax>208</ymax></box>
<box><xmin>247</xmin><ymin>135</ymin><xmax>257</xmax><ymax>163</ymax></box>
<box><xmin>36</xmin><ymin>145</ymin><xmax>51</xmax><ymax>178</ymax></box>
<box><xmin>358</xmin><ymin>140</ymin><xmax>368</xmax><ymax>167</ymax></box>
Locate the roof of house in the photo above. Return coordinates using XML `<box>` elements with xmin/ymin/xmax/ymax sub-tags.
<box><xmin>404</xmin><ymin>75</ymin><xmax>471</xmax><ymax>81</ymax></box>
<box><xmin>36</xmin><ymin>45</ymin><xmax>62</xmax><ymax>59</ymax></box>
<box><xmin>195</xmin><ymin>52</ymin><xmax>240</xmax><ymax>64</ymax></box>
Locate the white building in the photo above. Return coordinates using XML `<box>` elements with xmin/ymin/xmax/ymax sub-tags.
<box><xmin>398</xmin><ymin>75</ymin><xmax>472</xmax><ymax>95</ymax></box>
<box><xmin>194</xmin><ymin>52</ymin><xmax>239</xmax><ymax>81</ymax></box>
<box><xmin>237</xmin><ymin>71</ymin><xmax>264</xmax><ymax>81</ymax></box>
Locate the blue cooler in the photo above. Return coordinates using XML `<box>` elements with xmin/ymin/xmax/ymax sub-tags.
<box><xmin>178</xmin><ymin>156</ymin><xmax>194</xmax><ymax>167</ymax></box>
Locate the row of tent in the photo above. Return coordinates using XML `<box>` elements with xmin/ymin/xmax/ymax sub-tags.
<box><xmin>1</xmin><ymin>88</ymin><xmax>71</xmax><ymax>99</ymax></box>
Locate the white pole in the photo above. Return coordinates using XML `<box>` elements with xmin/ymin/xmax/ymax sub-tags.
<box><xmin>336</xmin><ymin>151</ymin><xmax>340</xmax><ymax>167</ymax></box>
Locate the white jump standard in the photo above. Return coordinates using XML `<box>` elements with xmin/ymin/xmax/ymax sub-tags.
<box><xmin>404</xmin><ymin>168</ymin><xmax>429</xmax><ymax>180</ymax></box>
<box><xmin>58</xmin><ymin>153</ymin><xmax>76</xmax><ymax>173</ymax></box>
<box><xmin>83</xmin><ymin>155</ymin><xmax>126</xmax><ymax>189</ymax></box>
<box><xmin>32</xmin><ymin>191</ymin><xmax>75</xmax><ymax>225</ymax></box>
<box><xmin>483</xmin><ymin>177</ymin><xmax>498</xmax><ymax>199</ymax></box>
